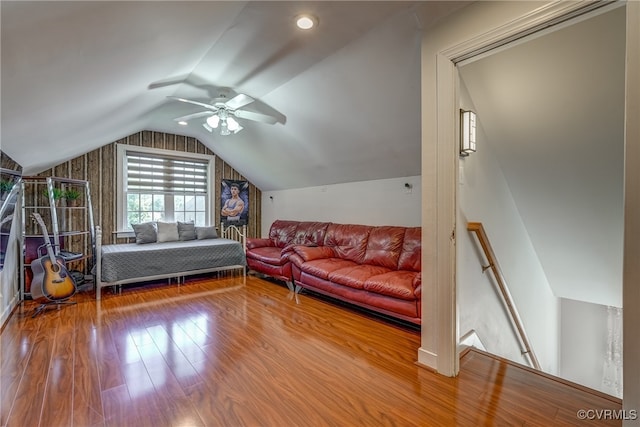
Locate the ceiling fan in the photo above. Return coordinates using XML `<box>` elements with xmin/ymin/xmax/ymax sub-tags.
<box><xmin>169</xmin><ymin>92</ymin><xmax>278</xmax><ymax>136</ymax></box>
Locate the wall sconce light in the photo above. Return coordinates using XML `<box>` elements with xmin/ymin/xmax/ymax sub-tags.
<box><xmin>460</xmin><ymin>110</ymin><xmax>477</xmax><ymax>157</ymax></box>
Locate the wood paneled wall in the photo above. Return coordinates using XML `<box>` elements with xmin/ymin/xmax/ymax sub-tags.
<box><xmin>1</xmin><ymin>151</ymin><xmax>22</xmax><ymax>172</ymax></box>
<box><xmin>35</xmin><ymin>131</ymin><xmax>261</xmax><ymax>245</ymax></box>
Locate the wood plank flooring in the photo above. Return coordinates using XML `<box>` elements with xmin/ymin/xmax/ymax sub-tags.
<box><xmin>1</xmin><ymin>275</ymin><xmax>622</xmax><ymax>426</ymax></box>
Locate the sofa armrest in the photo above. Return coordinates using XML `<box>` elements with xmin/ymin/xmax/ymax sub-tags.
<box><xmin>246</xmin><ymin>238</ymin><xmax>274</xmax><ymax>250</ymax></box>
<box><xmin>413</xmin><ymin>272</ymin><xmax>421</xmax><ymax>288</ymax></box>
<box><xmin>280</xmin><ymin>243</ymin><xmax>303</xmax><ymax>263</ymax></box>
<box><xmin>293</xmin><ymin>245</ymin><xmax>336</xmax><ymax>262</ymax></box>
<box><xmin>289</xmin><ymin>253</ymin><xmax>304</xmax><ymax>268</ymax></box>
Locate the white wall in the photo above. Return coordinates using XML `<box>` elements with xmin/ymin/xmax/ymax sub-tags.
<box><xmin>260</xmin><ymin>176</ymin><xmax>421</xmax><ymax>235</ymax></box>
<box><xmin>0</xmin><ymin>210</ymin><xmax>22</xmax><ymax>327</ymax></box>
<box><xmin>457</xmin><ymin>83</ymin><xmax>559</xmax><ymax>374</ymax></box>
<box><xmin>560</xmin><ymin>298</ymin><xmax>622</xmax><ymax>397</ymax></box>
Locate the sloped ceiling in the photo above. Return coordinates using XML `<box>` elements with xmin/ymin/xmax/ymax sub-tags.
<box><xmin>3</xmin><ymin>1</ymin><xmax>624</xmax><ymax>307</ymax></box>
<box><xmin>1</xmin><ymin>1</ymin><xmax>467</xmax><ymax>190</ymax></box>
<box><xmin>459</xmin><ymin>5</ymin><xmax>626</xmax><ymax>307</ymax></box>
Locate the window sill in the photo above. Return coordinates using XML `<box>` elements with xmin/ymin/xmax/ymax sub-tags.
<box><xmin>115</xmin><ymin>230</ymin><xmax>135</xmax><ymax>240</ymax></box>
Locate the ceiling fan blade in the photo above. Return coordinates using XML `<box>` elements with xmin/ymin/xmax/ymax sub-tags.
<box><xmin>233</xmin><ymin>109</ymin><xmax>278</xmax><ymax>124</ymax></box>
<box><xmin>167</xmin><ymin>96</ymin><xmax>218</xmax><ymax>110</ymax></box>
<box><xmin>148</xmin><ymin>74</ymin><xmax>191</xmax><ymax>89</ymax></box>
<box><xmin>225</xmin><ymin>93</ymin><xmax>254</xmax><ymax>110</ymax></box>
<box><xmin>174</xmin><ymin>111</ymin><xmax>214</xmax><ymax>122</ymax></box>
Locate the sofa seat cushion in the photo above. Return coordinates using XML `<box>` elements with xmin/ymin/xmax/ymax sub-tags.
<box><xmin>299</xmin><ymin>258</ymin><xmax>357</xmax><ymax>280</ymax></box>
<box><xmin>246</xmin><ymin>246</ymin><xmax>287</xmax><ymax>266</ymax></box>
<box><xmin>363</xmin><ymin>271</ymin><xmax>419</xmax><ymax>300</ymax></box>
<box><xmin>327</xmin><ymin>265</ymin><xmax>391</xmax><ymax>290</ymax></box>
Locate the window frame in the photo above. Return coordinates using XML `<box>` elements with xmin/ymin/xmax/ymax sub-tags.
<box><xmin>116</xmin><ymin>144</ymin><xmax>215</xmax><ymax>238</ymax></box>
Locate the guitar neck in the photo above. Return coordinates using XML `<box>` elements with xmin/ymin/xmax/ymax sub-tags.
<box><xmin>43</xmin><ymin>238</ymin><xmax>58</xmax><ymax>264</ymax></box>
<box><xmin>31</xmin><ymin>213</ymin><xmax>58</xmax><ymax>264</ymax></box>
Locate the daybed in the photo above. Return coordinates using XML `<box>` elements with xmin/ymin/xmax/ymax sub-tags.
<box><xmin>95</xmin><ymin>222</ymin><xmax>246</xmax><ymax>299</ymax></box>
<box><xmin>247</xmin><ymin>220</ymin><xmax>421</xmax><ymax>325</ymax></box>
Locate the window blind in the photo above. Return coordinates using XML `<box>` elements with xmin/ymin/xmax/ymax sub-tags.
<box><xmin>126</xmin><ymin>151</ymin><xmax>208</xmax><ymax>194</ymax></box>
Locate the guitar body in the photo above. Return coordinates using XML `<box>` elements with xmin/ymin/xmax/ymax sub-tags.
<box><xmin>30</xmin><ymin>255</ymin><xmax>76</xmax><ymax>302</ymax></box>
<box><xmin>29</xmin><ymin>213</ymin><xmax>77</xmax><ymax>304</ymax></box>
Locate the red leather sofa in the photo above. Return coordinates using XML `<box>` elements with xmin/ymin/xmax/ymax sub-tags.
<box><xmin>245</xmin><ymin>220</ymin><xmax>331</xmax><ymax>287</ymax></box>
<box><xmin>247</xmin><ymin>220</ymin><xmax>421</xmax><ymax>325</ymax></box>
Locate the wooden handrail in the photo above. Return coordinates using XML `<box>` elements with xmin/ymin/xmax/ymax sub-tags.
<box><xmin>467</xmin><ymin>222</ymin><xmax>542</xmax><ymax>371</ymax></box>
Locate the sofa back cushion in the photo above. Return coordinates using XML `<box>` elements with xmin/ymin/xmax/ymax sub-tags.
<box><xmin>324</xmin><ymin>224</ymin><xmax>371</xmax><ymax>264</ymax></box>
<box><xmin>269</xmin><ymin>220</ymin><xmax>300</xmax><ymax>248</ymax></box>
<box><xmin>363</xmin><ymin>226</ymin><xmax>406</xmax><ymax>269</ymax></box>
<box><xmin>292</xmin><ymin>222</ymin><xmax>331</xmax><ymax>246</ymax></box>
<box><xmin>398</xmin><ymin>227</ymin><xmax>421</xmax><ymax>272</ymax></box>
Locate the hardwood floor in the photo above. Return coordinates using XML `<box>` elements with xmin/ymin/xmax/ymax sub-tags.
<box><xmin>1</xmin><ymin>275</ymin><xmax>622</xmax><ymax>426</ymax></box>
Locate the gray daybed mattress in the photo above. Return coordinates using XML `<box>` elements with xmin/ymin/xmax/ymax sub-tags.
<box><xmin>99</xmin><ymin>238</ymin><xmax>246</xmax><ymax>284</ymax></box>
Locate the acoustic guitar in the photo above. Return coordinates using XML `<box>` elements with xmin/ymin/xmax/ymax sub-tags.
<box><xmin>30</xmin><ymin>213</ymin><xmax>76</xmax><ymax>303</ymax></box>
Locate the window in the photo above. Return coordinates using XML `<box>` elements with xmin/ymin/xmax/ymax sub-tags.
<box><xmin>117</xmin><ymin>145</ymin><xmax>214</xmax><ymax>233</ymax></box>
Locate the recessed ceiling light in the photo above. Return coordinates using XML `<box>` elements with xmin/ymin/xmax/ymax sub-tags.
<box><xmin>296</xmin><ymin>14</ymin><xmax>317</xmax><ymax>30</ymax></box>
<box><xmin>178</xmin><ymin>121</ymin><xmax>188</xmax><ymax>126</ymax></box>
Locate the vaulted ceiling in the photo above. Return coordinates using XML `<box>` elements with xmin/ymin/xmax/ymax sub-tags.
<box><xmin>1</xmin><ymin>2</ymin><xmax>626</xmax><ymax>307</ymax></box>
<box><xmin>1</xmin><ymin>1</ymin><xmax>467</xmax><ymax>190</ymax></box>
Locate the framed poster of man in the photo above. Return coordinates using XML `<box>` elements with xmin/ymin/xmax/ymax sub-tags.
<box><xmin>221</xmin><ymin>179</ymin><xmax>249</xmax><ymax>225</ymax></box>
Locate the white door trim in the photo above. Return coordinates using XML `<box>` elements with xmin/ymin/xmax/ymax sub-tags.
<box><xmin>419</xmin><ymin>0</ymin><xmax>624</xmax><ymax>377</ymax></box>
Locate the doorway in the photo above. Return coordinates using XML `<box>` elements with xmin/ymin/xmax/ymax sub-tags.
<box><xmin>456</xmin><ymin>4</ymin><xmax>625</xmax><ymax>396</ymax></box>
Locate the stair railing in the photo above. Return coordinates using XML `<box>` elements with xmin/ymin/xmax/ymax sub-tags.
<box><xmin>467</xmin><ymin>222</ymin><xmax>541</xmax><ymax>371</ymax></box>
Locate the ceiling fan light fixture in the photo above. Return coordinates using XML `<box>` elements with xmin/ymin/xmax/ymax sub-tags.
<box><xmin>204</xmin><ymin>113</ymin><xmax>242</xmax><ymax>136</ymax></box>
<box><xmin>206</xmin><ymin>114</ymin><xmax>220</xmax><ymax>128</ymax></box>
<box><xmin>220</xmin><ymin>121</ymin><xmax>231</xmax><ymax>136</ymax></box>
<box><xmin>296</xmin><ymin>14</ymin><xmax>317</xmax><ymax>30</ymax></box>
<box><xmin>227</xmin><ymin>116</ymin><xmax>240</xmax><ymax>132</ymax></box>
<box><xmin>168</xmin><ymin>91</ymin><xmax>278</xmax><ymax>136</ymax></box>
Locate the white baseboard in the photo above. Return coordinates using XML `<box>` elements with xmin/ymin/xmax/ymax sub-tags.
<box><xmin>417</xmin><ymin>347</ymin><xmax>438</xmax><ymax>370</ymax></box>
<box><xmin>459</xmin><ymin>329</ymin><xmax>486</xmax><ymax>351</ymax></box>
<box><xmin>1</xmin><ymin>292</ymin><xmax>20</xmax><ymax>329</ymax></box>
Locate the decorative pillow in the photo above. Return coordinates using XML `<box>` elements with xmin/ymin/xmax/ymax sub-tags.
<box><xmin>177</xmin><ymin>221</ymin><xmax>197</xmax><ymax>241</ymax></box>
<box><xmin>196</xmin><ymin>226</ymin><xmax>218</xmax><ymax>240</ymax></box>
<box><xmin>156</xmin><ymin>221</ymin><xmax>179</xmax><ymax>242</ymax></box>
<box><xmin>131</xmin><ymin>222</ymin><xmax>157</xmax><ymax>244</ymax></box>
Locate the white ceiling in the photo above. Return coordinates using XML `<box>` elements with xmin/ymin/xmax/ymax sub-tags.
<box><xmin>459</xmin><ymin>4</ymin><xmax>626</xmax><ymax>307</ymax></box>
<box><xmin>1</xmin><ymin>1</ymin><xmax>467</xmax><ymax>190</ymax></box>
